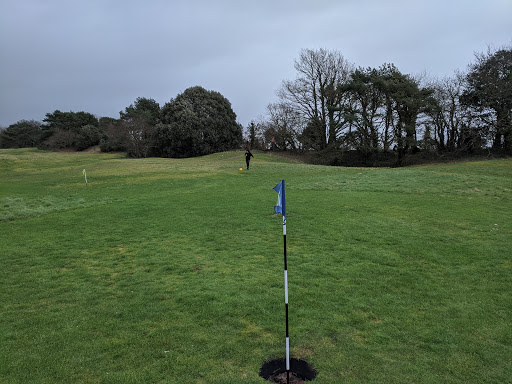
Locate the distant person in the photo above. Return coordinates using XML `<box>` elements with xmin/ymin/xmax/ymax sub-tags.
<box><xmin>245</xmin><ymin>149</ymin><xmax>254</xmax><ymax>170</ymax></box>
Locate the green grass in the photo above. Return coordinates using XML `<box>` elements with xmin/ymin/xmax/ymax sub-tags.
<box><xmin>1</xmin><ymin>148</ymin><xmax>511</xmax><ymax>383</ymax></box>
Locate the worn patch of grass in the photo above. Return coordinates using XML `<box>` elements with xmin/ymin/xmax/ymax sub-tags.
<box><xmin>1</xmin><ymin>149</ymin><xmax>511</xmax><ymax>383</ymax></box>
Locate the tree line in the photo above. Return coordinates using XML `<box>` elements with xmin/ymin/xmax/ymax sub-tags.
<box><xmin>249</xmin><ymin>45</ymin><xmax>511</xmax><ymax>165</ymax></box>
<box><xmin>0</xmin><ymin>86</ymin><xmax>242</xmax><ymax>158</ymax></box>
<box><xmin>1</xmin><ymin>45</ymin><xmax>510</xmax><ymax>165</ymax></box>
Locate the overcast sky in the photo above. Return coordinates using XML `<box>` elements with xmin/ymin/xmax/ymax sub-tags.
<box><xmin>1</xmin><ymin>0</ymin><xmax>511</xmax><ymax>128</ymax></box>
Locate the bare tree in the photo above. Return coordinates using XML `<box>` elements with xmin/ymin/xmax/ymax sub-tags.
<box><xmin>123</xmin><ymin>115</ymin><xmax>154</xmax><ymax>158</ymax></box>
<box><xmin>244</xmin><ymin>120</ymin><xmax>266</xmax><ymax>150</ymax></box>
<box><xmin>263</xmin><ymin>102</ymin><xmax>302</xmax><ymax>150</ymax></box>
<box><xmin>277</xmin><ymin>48</ymin><xmax>353</xmax><ymax>149</ymax></box>
<box><xmin>428</xmin><ymin>73</ymin><xmax>472</xmax><ymax>151</ymax></box>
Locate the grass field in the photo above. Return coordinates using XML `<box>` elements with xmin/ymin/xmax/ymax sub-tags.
<box><xmin>1</xmin><ymin>148</ymin><xmax>511</xmax><ymax>383</ymax></box>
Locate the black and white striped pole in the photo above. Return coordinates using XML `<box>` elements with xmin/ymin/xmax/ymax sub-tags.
<box><xmin>273</xmin><ymin>179</ymin><xmax>289</xmax><ymax>384</ymax></box>
<box><xmin>283</xmin><ymin>213</ymin><xmax>290</xmax><ymax>384</ymax></box>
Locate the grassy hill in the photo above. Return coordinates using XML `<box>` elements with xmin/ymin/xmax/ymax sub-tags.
<box><xmin>1</xmin><ymin>149</ymin><xmax>511</xmax><ymax>383</ymax></box>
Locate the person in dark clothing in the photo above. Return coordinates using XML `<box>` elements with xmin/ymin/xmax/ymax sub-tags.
<box><xmin>245</xmin><ymin>149</ymin><xmax>254</xmax><ymax>170</ymax></box>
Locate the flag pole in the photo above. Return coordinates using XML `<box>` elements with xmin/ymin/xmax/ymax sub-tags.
<box><xmin>283</xmin><ymin>212</ymin><xmax>290</xmax><ymax>384</ymax></box>
<box><xmin>273</xmin><ymin>179</ymin><xmax>289</xmax><ymax>384</ymax></box>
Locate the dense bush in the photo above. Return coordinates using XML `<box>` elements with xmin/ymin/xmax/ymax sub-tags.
<box><xmin>99</xmin><ymin>121</ymin><xmax>128</xmax><ymax>153</ymax></box>
<box><xmin>0</xmin><ymin>120</ymin><xmax>43</xmax><ymax>148</ymax></box>
<box><xmin>155</xmin><ymin>86</ymin><xmax>242</xmax><ymax>158</ymax></box>
<box><xmin>75</xmin><ymin>124</ymin><xmax>103</xmax><ymax>151</ymax></box>
<box><xmin>39</xmin><ymin>111</ymin><xmax>102</xmax><ymax>151</ymax></box>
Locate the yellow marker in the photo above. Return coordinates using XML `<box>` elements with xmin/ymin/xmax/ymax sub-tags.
<box><xmin>239</xmin><ymin>168</ymin><xmax>243</xmax><ymax>171</ymax></box>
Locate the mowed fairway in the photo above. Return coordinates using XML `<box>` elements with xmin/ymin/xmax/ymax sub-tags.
<box><xmin>1</xmin><ymin>148</ymin><xmax>511</xmax><ymax>383</ymax></box>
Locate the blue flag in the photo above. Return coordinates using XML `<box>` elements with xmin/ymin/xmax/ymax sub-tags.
<box><xmin>273</xmin><ymin>179</ymin><xmax>286</xmax><ymax>218</ymax></box>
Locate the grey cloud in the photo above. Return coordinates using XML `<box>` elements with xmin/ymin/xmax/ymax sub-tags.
<box><xmin>1</xmin><ymin>0</ymin><xmax>510</xmax><ymax>127</ymax></box>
